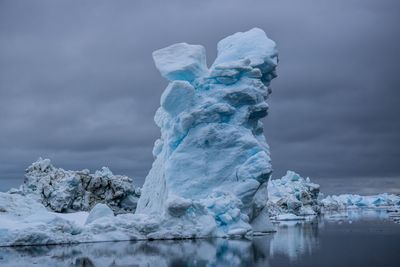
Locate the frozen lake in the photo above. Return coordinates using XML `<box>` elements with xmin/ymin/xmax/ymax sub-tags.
<box><xmin>0</xmin><ymin>209</ymin><xmax>399</xmax><ymax>267</ymax></box>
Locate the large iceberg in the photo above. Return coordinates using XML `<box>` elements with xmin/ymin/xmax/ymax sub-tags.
<box><xmin>137</xmin><ymin>27</ymin><xmax>278</xmax><ymax>234</ymax></box>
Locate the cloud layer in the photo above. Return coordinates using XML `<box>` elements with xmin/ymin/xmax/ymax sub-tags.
<box><xmin>1</xmin><ymin>0</ymin><xmax>399</xmax><ymax>192</ymax></box>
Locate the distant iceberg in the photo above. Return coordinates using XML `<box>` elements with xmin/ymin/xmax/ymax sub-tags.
<box><xmin>267</xmin><ymin>170</ymin><xmax>400</xmax><ymax>222</ymax></box>
<box><xmin>268</xmin><ymin>171</ymin><xmax>321</xmax><ymax>218</ymax></box>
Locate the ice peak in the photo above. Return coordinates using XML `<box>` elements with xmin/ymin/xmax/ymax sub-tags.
<box><xmin>152</xmin><ymin>42</ymin><xmax>208</xmax><ymax>82</ymax></box>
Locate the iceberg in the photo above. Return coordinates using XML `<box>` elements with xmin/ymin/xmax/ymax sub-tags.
<box><xmin>321</xmin><ymin>193</ymin><xmax>400</xmax><ymax>210</ymax></box>
<box><xmin>137</xmin><ymin>27</ymin><xmax>278</xmax><ymax>235</ymax></box>
<box><xmin>267</xmin><ymin>171</ymin><xmax>400</xmax><ymax>222</ymax></box>
<box><xmin>268</xmin><ymin>171</ymin><xmax>321</xmax><ymax>218</ymax></box>
<box><xmin>11</xmin><ymin>158</ymin><xmax>141</xmax><ymax>214</ymax></box>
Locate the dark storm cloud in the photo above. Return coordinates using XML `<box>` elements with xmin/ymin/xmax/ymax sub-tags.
<box><xmin>0</xmin><ymin>0</ymin><xmax>399</xmax><ymax>192</ymax></box>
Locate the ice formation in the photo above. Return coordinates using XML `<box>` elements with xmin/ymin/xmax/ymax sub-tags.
<box><xmin>267</xmin><ymin>171</ymin><xmax>400</xmax><ymax>221</ymax></box>
<box><xmin>137</xmin><ymin>27</ymin><xmax>278</xmax><ymax>235</ymax></box>
<box><xmin>321</xmin><ymin>193</ymin><xmax>400</xmax><ymax>210</ymax></box>
<box><xmin>12</xmin><ymin>158</ymin><xmax>140</xmax><ymax>214</ymax></box>
<box><xmin>267</xmin><ymin>171</ymin><xmax>321</xmax><ymax>218</ymax></box>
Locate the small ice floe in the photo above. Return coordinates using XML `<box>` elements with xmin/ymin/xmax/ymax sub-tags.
<box><xmin>272</xmin><ymin>213</ymin><xmax>306</xmax><ymax>221</ymax></box>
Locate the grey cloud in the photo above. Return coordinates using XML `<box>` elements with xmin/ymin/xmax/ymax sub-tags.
<box><xmin>0</xmin><ymin>0</ymin><xmax>399</xmax><ymax>193</ymax></box>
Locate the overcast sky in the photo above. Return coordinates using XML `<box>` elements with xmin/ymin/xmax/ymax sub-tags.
<box><xmin>1</xmin><ymin>0</ymin><xmax>399</xmax><ymax>193</ymax></box>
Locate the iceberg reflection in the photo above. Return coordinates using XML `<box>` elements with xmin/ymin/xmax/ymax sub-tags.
<box><xmin>0</xmin><ymin>228</ymin><xmax>313</xmax><ymax>267</ymax></box>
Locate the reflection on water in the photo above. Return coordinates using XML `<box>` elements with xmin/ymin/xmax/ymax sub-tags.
<box><xmin>1</xmin><ymin>239</ymin><xmax>261</xmax><ymax>267</ymax></box>
<box><xmin>0</xmin><ymin>209</ymin><xmax>399</xmax><ymax>267</ymax></box>
<box><xmin>269</xmin><ymin>219</ymin><xmax>320</xmax><ymax>261</ymax></box>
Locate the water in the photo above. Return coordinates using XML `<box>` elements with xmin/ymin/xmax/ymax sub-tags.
<box><xmin>0</xmin><ymin>210</ymin><xmax>399</xmax><ymax>267</ymax></box>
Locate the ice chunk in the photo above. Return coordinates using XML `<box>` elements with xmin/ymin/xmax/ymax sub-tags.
<box><xmin>16</xmin><ymin>158</ymin><xmax>140</xmax><ymax>214</ymax></box>
<box><xmin>153</xmin><ymin>43</ymin><xmax>208</xmax><ymax>82</ymax></box>
<box><xmin>267</xmin><ymin>171</ymin><xmax>321</xmax><ymax>217</ymax></box>
<box><xmin>211</xmin><ymin>28</ymin><xmax>278</xmax><ymax>86</ymax></box>
<box><xmin>272</xmin><ymin>213</ymin><xmax>306</xmax><ymax>221</ymax></box>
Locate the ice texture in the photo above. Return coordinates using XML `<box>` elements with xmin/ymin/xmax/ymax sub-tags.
<box><xmin>13</xmin><ymin>158</ymin><xmax>141</xmax><ymax>214</ymax></box>
<box><xmin>137</xmin><ymin>28</ymin><xmax>278</xmax><ymax>235</ymax></box>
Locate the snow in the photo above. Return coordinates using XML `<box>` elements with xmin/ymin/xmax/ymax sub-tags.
<box><xmin>137</xmin><ymin>27</ymin><xmax>278</xmax><ymax>236</ymax></box>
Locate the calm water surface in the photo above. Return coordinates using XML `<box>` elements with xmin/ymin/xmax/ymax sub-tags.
<box><xmin>0</xmin><ymin>209</ymin><xmax>399</xmax><ymax>267</ymax></box>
